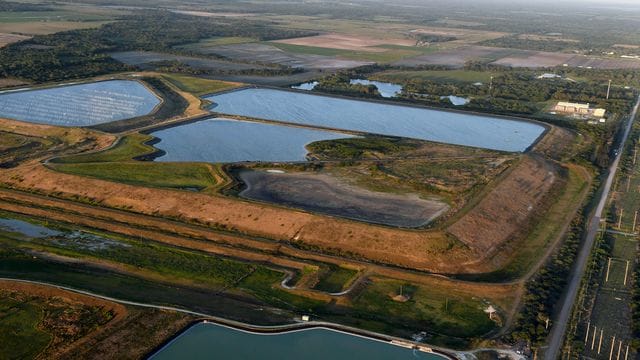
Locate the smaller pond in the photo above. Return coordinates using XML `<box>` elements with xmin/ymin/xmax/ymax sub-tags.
<box><xmin>149</xmin><ymin>322</ymin><xmax>445</xmax><ymax>360</ymax></box>
<box><xmin>0</xmin><ymin>218</ymin><xmax>62</xmax><ymax>238</ymax></box>
<box><xmin>441</xmin><ymin>95</ymin><xmax>470</xmax><ymax>106</ymax></box>
<box><xmin>291</xmin><ymin>81</ymin><xmax>318</xmax><ymax>90</ymax></box>
<box><xmin>291</xmin><ymin>79</ymin><xmax>403</xmax><ymax>98</ymax></box>
<box><xmin>349</xmin><ymin>79</ymin><xmax>402</xmax><ymax>98</ymax></box>
<box><xmin>151</xmin><ymin>118</ymin><xmax>353</xmax><ymax>163</ymax></box>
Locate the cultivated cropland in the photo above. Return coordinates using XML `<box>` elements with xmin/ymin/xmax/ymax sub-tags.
<box><xmin>0</xmin><ymin>0</ymin><xmax>639</xmax><ymax>359</ymax></box>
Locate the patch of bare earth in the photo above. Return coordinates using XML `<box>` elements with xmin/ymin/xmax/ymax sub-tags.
<box><xmin>447</xmin><ymin>155</ymin><xmax>559</xmax><ymax>255</ymax></box>
<box><xmin>273</xmin><ymin>33</ymin><xmax>416</xmax><ymax>52</ymax></box>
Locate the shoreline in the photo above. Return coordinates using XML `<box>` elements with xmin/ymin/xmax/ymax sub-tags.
<box><xmin>145</xmin><ymin>319</ymin><xmax>456</xmax><ymax>360</ymax></box>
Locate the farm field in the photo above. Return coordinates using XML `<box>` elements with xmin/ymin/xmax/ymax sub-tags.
<box><xmin>109</xmin><ymin>51</ymin><xmax>264</xmax><ymax>72</ymax></box>
<box><xmin>0</xmin><ymin>32</ymin><xmax>29</xmax><ymax>47</ymax></box>
<box><xmin>195</xmin><ymin>42</ymin><xmax>373</xmax><ymax>69</ymax></box>
<box><xmin>393</xmin><ymin>45</ymin><xmax>640</xmax><ymax>69</ymax></box>
<box><xmin>271</xmin><ymin>33</ymin><xmax>416</xmax><ymax>52</ymax></box>
<box><xmin>0</xmin><ymin>80</ymin><xmax>160</xmax><ymax>127</ymax></box>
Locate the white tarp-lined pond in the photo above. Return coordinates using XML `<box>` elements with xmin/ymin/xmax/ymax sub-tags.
<box><xmin>151</xmin><ymin>118</ymin><xmax>353</xmax><ymax>163</ymax></box>
<box><xmin>207</xmin><ymin>88</ymin><xmax>545</xmax><ymax>152</ymax></box>
<box><xmin>0</xmin><ymin>80</ymin><xmax>161</xmax><ymax>126</ymax></box>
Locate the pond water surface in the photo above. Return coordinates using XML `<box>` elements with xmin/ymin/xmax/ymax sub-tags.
<box><xmin>149</xmin><ymin>322</ymin><xmax>446</xmax><ymax>360</ymax></box>
<box><xmin>151</xmin><ymin>118</ymin><xmax>353</xmax><ymax>163</ymax></box>
<box><xmin>206</xmin><ymin>88</ymin><xmax>545</xmax><ymax>152</ymax></box>
<box><xmin>0</xmin><ymin>80</ymin><xmax>160</xmax><ymax>126</ymax></box>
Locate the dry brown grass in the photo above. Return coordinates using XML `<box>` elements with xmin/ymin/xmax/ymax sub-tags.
<box><xmin>447</xmin><ymin>155</ymin><xmax>560</xmax><ymax>254</ymax></box>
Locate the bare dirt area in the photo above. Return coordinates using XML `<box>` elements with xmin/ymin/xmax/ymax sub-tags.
<box><xmin>272</xmin><ymin>33</ymin><xmax>416</xmax><ymax>52</ymax></box>
<box><xmin>397</xmin><ymin>45</ymin><xmax>640</xmax><ymax>69</ymax></box>
<box><xmin>394</xmin><ymin>46</ymin><xmax>519</xmax><ymax>67</ymax></box>
<box><xmin>0</xmin><ymin>32</ymin><xmax>30</xmax><ymax>47</ymax></box>
<box><xmin>109</xmin><ymin>51</ymin><xmax>263</xmax><ymax>72</ymax></box>
<box><xmin>59</xmin><ymin>308</ymin><xmax>194</xmax><ymax>360</ymax></box>
<box><xmin>0</xmin><ymin>78</ymin><xmax>29</xmax><ymax>88</ymax></box>
<box><xmin>447</xmin><ymin>155</ymin><xmax>560</xmax><ymax>254</ymax></box>
<box><xmin>0</xmin><ymin>164</ymin><xmax>474</xmax><ymax>272</ymax></box>
<box><xmin>490</xmin><ymin>51</ymin><xmax>575</xmax><ymax>68</ymax></box>
<box><xmin>201</xmin><ymin>43</ymin><xmax>373</xmax><ymax>69</ymax></box>
<box><xmin>237</xmin><ymin>169</ymin><xmax>449</xmax><ymax>228</ymax></box>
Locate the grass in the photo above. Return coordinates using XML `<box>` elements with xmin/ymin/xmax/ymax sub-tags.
<box><xmin>313</xmin><ymin>266</ymin><xmax>358</xmax><ymax>293</ymax></box>
<box><xmin>0</xmin><ymin>298</ymin><xmax>51</xmax><ymax>360</ymax></box>
<box><xmin>2</xmin><ymin>224</ymin><xmax>255</xmax><ymax>289</ymax></box>
<box><xmin>371</xmin><ymin>69</ymin><xmax>496</xmax><ymax>84</ymax></box>
<box><xmin>349</xmin><ymin>277</ymin><xmax>497</xmax><ymax>341</ymax></box>
<box><xmin>51</xmin><ymin>132</ymin><xmax>226</xmax><ymax>191</ymax></box>
<box><xmin>0</xmin><ymin>10</ymin><xmax>110</xmax><ymax>23</ymax></box>
<box><xmin>52</xmin><ymin>162</ymin><xmax>220</xmax><ymax>191</ymax></box>
<box><xmin>54</xmin><ymin>133</ymin><xmax>155</xmax><ymax>164</ymax></box>
<box><xmin>161</xmin><ymin>73</ymin><xmax>241</xmax><ymax>96</ymax></box>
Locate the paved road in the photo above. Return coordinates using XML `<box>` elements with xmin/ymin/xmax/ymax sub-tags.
<box><xmin>544</xmin><ymin>95</ymin><xmax>640</xmax><ymax>360</ymax></box>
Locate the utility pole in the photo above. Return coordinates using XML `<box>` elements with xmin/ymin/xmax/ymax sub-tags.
<box><xmin>598</xmin><ymin>329</ymin><xmax>604</xmax><ymax>354</ymax></box>
<box><xmin>592</xmin><ymin>326</ymin><xmax>597</xmax><ymax>350</ymax></box>
<box><xmin>606</xmin><ymin>258</ymin><xmax>612</xmax><ymax>282</ymax></box>
<box><xmin>632</xmin><ymin>210</ymin><xmax>638</xmax><ymax>233</ymax></box>
<box><xmin>610</xmin><ymin>336</ymin><xmax>616</xmax><ymax>360</ymax></box>
<box><xmin>585</xmin><ymin>321</ymin><xmax>591</xmax><ymax>343</ymax></box>
<box><xmin>624</xmin><ymin>260</ymin><xmax>630</xmax><ymax>286</ymax></box>
<box><xmin>618</xmin><ymin>208</ymin><xmax>624</xmax><ymax>229</ymax></box>
<box><xmin>607</xmin><ymin>79</ymin><xmax>612</xmax><ymax>100</ymax></box>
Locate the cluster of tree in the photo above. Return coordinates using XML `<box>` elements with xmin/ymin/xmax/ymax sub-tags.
<box><xmin>315</xmin><ymin>73</ymin><xmax>381</xmax><ymax>98</ymax></box>
<box><xmin>150</xmin><ymin>60</ymin><xmax>304</xmax><ymax>76</ymax></box>
<box><xmin>412</xmin><ymin>34</ymin><xmax>457</xmax><ymax>43</ymax></box>
<box><xmin>0</xmin><ymin>1</ymin><xmax>50</xmax><ymax>11</ymax></box>
<box><xmin>0</xmin><ymin>11</ymin><xmax>315</xmax><ymax>82</ymax></box>
<box><xmin>508</xmin><ymin>212</ymin><xmax>586</xmax><ymax>347</ymax></box>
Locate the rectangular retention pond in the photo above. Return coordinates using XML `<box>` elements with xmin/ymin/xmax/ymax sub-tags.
<box><xmin>0</xmin><ymin>80</ymin><xmax>161</xmax><ymax>127</ymax></box>
<box><xmin>151</xmin><ymin>118</ymin><xmax>353</xmax><ymax>163</ymax></box>
<box><xmin>149</xmin><ymin>322</ymin><xmax>446</xmax><ymax>360</ymax></box>
<box><xmin>206</xmin><ymin>88</ymin><xmax>545</xmax><ymax>152</ymax></box>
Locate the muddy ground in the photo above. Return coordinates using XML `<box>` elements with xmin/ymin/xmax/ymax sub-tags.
<box><xmin>237</xmin><ymin>169</ymin><xmax>449</xmax><ymax>228</ymax></box>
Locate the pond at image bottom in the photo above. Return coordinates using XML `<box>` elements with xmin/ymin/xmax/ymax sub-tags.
<box><xmin>150</xmin><ymin>322</ymin><xmax>446</xmax><ymax>360</ymax></box>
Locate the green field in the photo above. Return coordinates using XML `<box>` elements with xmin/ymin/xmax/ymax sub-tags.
<box><xmin>371</xmin><ymin>70</ymin><xmax>496</xmax><ymax>84</ymax></box>
<box><xmin>162</xmin><ymin>73</ymin><xmax>241</xmax><ymax>96</ymax></box>
<box><xmin>349</xmin><ymin>277</ymin><xmax>496</xmax><ymax>342</ymax></box>
<box><xmin>55</xmin><ymin>133</ymin><xmax>155</xmax><ymax>164</ymax></box>
<box><xmin>0</xmin><ymin>10</ymin><xmax>110</xmax><ymax>23</ymax></box>
<box><xmin>313</xmin><ymin>266</ymin><xmax>358</xmax><ymax>293</ymax></box>
<box><xmin>52</xmin><ymin>162</ymin><xmax>220</xmax><ymax>191</ymax></box>
<box><xmin>0</xmin><ymin>298</ymin><xmax>50</xmax><ymax>360</ymax></box>
<box><xmin>51</xmin><ymin>133</ymin><xmax>224</xmax><ymax>191</ymax></box>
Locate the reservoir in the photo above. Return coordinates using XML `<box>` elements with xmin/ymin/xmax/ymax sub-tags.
<box><xmin>0</xmin><ymin>80</ymin><xmax>160</xmax><ymax>127</ymax></box>
<box><xmin>149</xmin><ymin>322</ymin><xmax>446</xmax><ymax>360</ymax></box>
<box><xmin>151</xmin><ymin>118</ymin><xmax>353</xmax><ymax>163</ymax></box>
<box><xmin>206</xmin><ymin>88</ymin><xmax>544</xmax><ymax>152</ymax></box>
